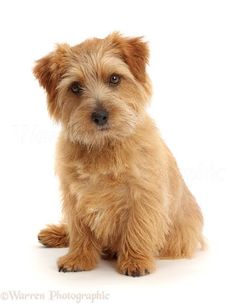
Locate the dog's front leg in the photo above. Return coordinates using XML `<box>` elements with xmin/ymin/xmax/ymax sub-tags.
<box><xmin>117</xmin><ymin>189</ymin><xmax>170</xmax><ymax>277</ymax></box>
<box><xmin>57</xmin><ymin>215</ymin><xmax>101</xmax><ymax>272</ymax></box>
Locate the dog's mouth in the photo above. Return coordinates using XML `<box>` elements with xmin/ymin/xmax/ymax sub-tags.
<box><xmin>97</xmin><ymin>125</ymin><xmax>110</xmax><ymax>132</ymax></box>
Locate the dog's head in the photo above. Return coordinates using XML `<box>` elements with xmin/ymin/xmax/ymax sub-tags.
<box><xmin>33</xmin><ymin>33</ymin><xmax>151</xmax><ymax>146</ymax></box>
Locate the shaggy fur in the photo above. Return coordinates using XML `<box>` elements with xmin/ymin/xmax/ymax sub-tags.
<box><xmin>35</xmin><ymin>33</ymin><xmax>204</xmax><ymax>277</ymax></box>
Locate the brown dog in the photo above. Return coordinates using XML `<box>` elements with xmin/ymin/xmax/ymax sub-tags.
<box><xmin>34</xmin><ymin>33</ymin><xmax>204</xmax><ymax>277</ymax></box>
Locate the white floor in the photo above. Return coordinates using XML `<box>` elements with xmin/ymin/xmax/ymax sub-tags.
<box><xmin>1</xmin><ymin>221</ymin><xmax>235</xmax><ymax>303</ymax></box>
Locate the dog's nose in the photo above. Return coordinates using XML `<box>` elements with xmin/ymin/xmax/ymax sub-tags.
<box><xmin>91</xmin><ymin>110</ymin><xmax>108</xmax><ymax>126</ymax></box>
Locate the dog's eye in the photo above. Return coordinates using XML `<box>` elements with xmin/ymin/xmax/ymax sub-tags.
<box><xmin>109</xmin><ymin>74</ymin><xmax>121</xmax><ymax>86</ymax></box>
<box><xmin>70</xmin><ymin>82</ymin><xmax>83</xmax><ymax>95</ymax></box>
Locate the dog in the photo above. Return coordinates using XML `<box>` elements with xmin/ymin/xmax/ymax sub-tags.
<box><xmin>34</xmin><ymin>33</ymin><xmax>204</xmax><ymax>277</ymax></box>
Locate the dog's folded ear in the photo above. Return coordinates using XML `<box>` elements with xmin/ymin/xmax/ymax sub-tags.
<box><xmin>33</xmin><ymin>43</ymin><xmax>71</xmax><ymax>94</ymax></box>
<box><xmin>109</xmin><ymin>32</ymin><xmax>149</xmax><ymax>83</ymax></box>
<box><xmin>33</xmin><ymin>44</ymin><xmax>71</xmax><ymax>118</ymax></box>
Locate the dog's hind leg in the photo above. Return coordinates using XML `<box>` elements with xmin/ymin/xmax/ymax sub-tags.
<box><xmin>159</xmin><ymin>191</ymin><xmax>204</xmax><ymax>259</ymax></box>
<box><xmin>38</xmin><ymin>224</ymin><xmax>69</xmax><ymax>248</ymax></box>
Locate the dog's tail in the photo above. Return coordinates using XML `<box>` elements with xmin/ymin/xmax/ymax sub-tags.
<box><xmin>38</xmin><ymin>224</ymin><xmax>69</xmax><ymax>248</ymax></box>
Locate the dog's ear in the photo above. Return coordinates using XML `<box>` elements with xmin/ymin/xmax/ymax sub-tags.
<box><xmin>33</xmin><ymin>44</ymin><xmax>71</xmax><ymax>94</ymax></box>
<box><xmin>33</xmin><ymin>44</ymin><xmax>71</xmax><ymax>119</ymax></box>
<box><xmin>110</xmin><ymin>33</ymin><xmax>149</xmax><ymax>83</ymax></box>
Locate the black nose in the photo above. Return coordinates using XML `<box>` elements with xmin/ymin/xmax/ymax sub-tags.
<box><xmin>91</xmin><ymin>110</ymin><xmax>108</xmax><ymax>126</ymax></box>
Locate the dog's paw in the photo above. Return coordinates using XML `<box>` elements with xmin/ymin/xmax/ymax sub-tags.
<box><xmin>57</xmin><ymin>253</ymin><xmax>97</xmax><ymax>272</ymax></box>
<box><xmin>117</xmin><ymin>257</ymin><xmax>155</xmax><ymax>277</ymax></box>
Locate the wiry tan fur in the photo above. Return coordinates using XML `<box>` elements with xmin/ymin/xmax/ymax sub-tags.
<box><xmin>35</xmin><ymin>33</ymin><xmax>204</xmax><ymax>277</ymax></box>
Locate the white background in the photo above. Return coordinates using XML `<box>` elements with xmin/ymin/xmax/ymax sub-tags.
<box><xmin>0</xmin><ymin>0</ymin><xmax>235</xmax><ymax>303</ymax></box>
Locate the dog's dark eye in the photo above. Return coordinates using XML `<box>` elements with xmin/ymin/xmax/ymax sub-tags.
<box><xmin>109</xmin><ymin>74</ymin><xmax>121</xmax><ymax>86</ymax></box>
<box><xmin>70</xmin><ymin>82</ymin><xmax>83</xmax><ymax>95</ymax></box>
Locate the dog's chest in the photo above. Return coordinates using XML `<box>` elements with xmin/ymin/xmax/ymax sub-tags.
<box><xmin>69</xmin><ymin>164</ymin><xmax>129</xmax><ymax>243</ymax></box>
